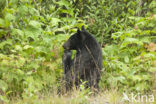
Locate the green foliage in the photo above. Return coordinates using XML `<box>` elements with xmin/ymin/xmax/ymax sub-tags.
<box><xmin>100</xmin><ymin>10</ymin><xmax>156</xmax><ymax>92</ymax></box>
<box><xmin>70</xmin><ymin>81</ymin><xmax>91</xmax><ymax>104</ymax></box>
<box><xmin>76</xmin><ymin>0</ymin><xmax>155</xmax><ymax>43</ymax></box>
<box><xmin>0</xmin><ymin>0</ymin><xmax>85</xmax><ymax>102</ymax></box>
<box><xmin>0</xmin><ymin>0</ymin><xmax>155</xmax><ymax>103</ymax></box>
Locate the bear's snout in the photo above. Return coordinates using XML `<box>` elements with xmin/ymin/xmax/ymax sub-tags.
<box><xmin>63</xmin><ymin>42</ymin><xmax>69</xmax><ymax>49</ymax></box>
<box><xmin>63</xmin><ymin>43</ymin><xmax>65</xmax><ymax>49</ymax></box>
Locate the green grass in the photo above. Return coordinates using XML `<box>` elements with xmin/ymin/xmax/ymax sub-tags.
<box><xmin>10</xmin><ymin>89</ymin><xmax>156</xmax><ymax>104</ymax></box>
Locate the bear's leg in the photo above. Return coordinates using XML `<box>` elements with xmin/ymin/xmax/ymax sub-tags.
<box><xmin>62</xmin><ymin>50</ymin><xmax>73</xmax><ymax>92</ymax></box>
<box><xmin>62</xmin><ymin>50</ymin><xmax>72</xmax><ymax>74</ymax></box>
<box><xmin>87</xmin><ymin>70</ymin><xmax>100</xmax><ymax>92</ymax></box>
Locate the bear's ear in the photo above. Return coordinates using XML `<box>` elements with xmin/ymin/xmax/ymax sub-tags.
<box><xmin>81</xmin><ymin>25</ymin><xmax>85</xmax><ymax>31</ymax></box>
<box><xmin>77</xmin><ymin>27</ymin><xmax>85</xmax><ymax>41</ymax></box>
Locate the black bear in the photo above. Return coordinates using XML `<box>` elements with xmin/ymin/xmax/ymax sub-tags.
<box><xmin>62</xmin><ymin>26</ymin><xmax>102</xmax><ymax>91</ymax></box>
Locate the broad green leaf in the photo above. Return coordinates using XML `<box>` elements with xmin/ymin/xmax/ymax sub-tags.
<box><xmin>50</xmin><ymin>18</ymin><xmax>61</xmax><ymax>27</ymax></box>
<box><xmin>23</xmin><ymin>45</ymin><xmax>33</xmax><ymax>50</ymax></box>
<box><xmin>0</xmin><ymin>80</ymin><xmax>8</xmax><ymax>92</ymax></box>
<box><xmin>18</xmin><ymin>5</ymin><xmax>28</xmax><ymax>16</ymax></box>
<box><xmin>0</xmin><ymin>95</ymin><xmax>9</xmax><ymax>103</ymax></box>
<box><xmin>124</xmin><ymin>56</ymin><xmax>129</xmax><ymax>63</ymax></box>
<box><xmin>120</xmin><ymin>38</ymin><xmax>143</xmax><ymax>48</ymax></box>
<box><xmin>56</xmin><ymin>0</ymin><xmax>70</xmax><ymax>8</ymax></box>
<box><xmin>16</xmin><ymin>69</ymin><xmax>24</xmax><ymax>75</ymax></box>
<box><xmin>132</xmin><ymin>75</ymin><xmax>142</xmax><ymax>81</ymax></box>
<box><xmin>116</xmin><ymin>76</ymin><xmax>125</xmax><ymax>82</ymax></box>
<box><xmin>0</xmin><ymin>18</ymin><xmax>5</xmax><ymax>27</ymax></box>
<box><xmin>29</xmin><ymin>20</ymin><xmax>41</xmax><ymax>28</ymax></box>
<box><xmin>11</xmin><ymin>29</ymin><xmax>24</xmax><ymax>36</ymax></box>
<box><xmin>149</xmin><ymin>67</ymin><xmax>156</xmax><ymax>72</ymax></box>
<box><xmin>15</xmin><ymin>45</ymin><xmax>22</xmax><ymax>51</ymax></box>
<box><xmin>5</xmin><ymin>13</ymin><xmax>15</xmax><ymax>22</ymax></box>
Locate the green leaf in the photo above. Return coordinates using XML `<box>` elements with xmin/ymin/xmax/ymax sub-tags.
<box><xmin>5</xmin><ymin>13</ymin><xmax>15</xmax><ymax>22</ymax></box>
<box><xmin>29</xmin><ymin>20</ymin><xmax>41</xmax><ymax>28</ymax></box>
<box><xmin>16</xmin><ymin>69</ymin><xmax>24</xmax><ymax>75</ymax></box>
<box><xmin>0</xmin><ymin>80</ymin><xmax>8</xmax><ymax>92</ymax></box>
<box><xmin>11</xmin><ymin>29</ymin><xmax>24</xmax><ymax>36</ymax></box>
<box><xmin>15</xmin><ymin>45</ymin><xmax>22</xmax><ymax>51</ymax></box>
<box><xmin>18</xmin><ymin>5</ymin><xmax>28</xmax><ymax>16</ymax></box>
<box><xmin>50</xmin><ymin>18</ymin><xmax>61</xmax><ymax>27</ymax></box>
<box><xmin>0</xmin><ymin>95</ymin><xmax>9</xmax><ymax>103</ymax></box>
<box><xmin>116</xmin><ymin>76</ymin><xmax>126</xmax><ymax>82</ymax></box>
<box><xmin>124</xmin><ymin>56</ymin><xmax>129</xmax><ymax>63</ymax></box>
<box><xmin>23</xmin><ymin>45</ymin><xmax>33</xmax><ymax>50</ymax></box>
<box><xmin>56</xmin><ymin>0</ymin><xmax>70</xmax><ymax>8</ymax></box>
<box><xmin>132</xmin><ymin>75</ymin><xmax>142</xmax><ymax>81</ymax></box>
<box><xmin>0</xmin><ymin>18</ymin><xmax>5</xmax><ymax>27</ymax></box>
<box><xmin>149</xmin><ymin>67</ymin><xmax>156</xmax><ymax>72</ymax></box>
<box><xmin>120</xmin><ymin>38</ymin><xmax>143</xmax><ymax>48</ymax></box>
<box><xmin>60</xmin><ymin>9</ymin><xmax>74</xmax><ymax>16</ymax></box>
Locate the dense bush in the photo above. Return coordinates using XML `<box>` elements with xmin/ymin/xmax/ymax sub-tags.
<box><xmin>0</xmin><ymin>0</ymin><xmax>155</xmax><ymax>103</ymax></box>
<box><xmin>0</xmin><ymin>0</ymin><xmax>84</xmax><ymax>102</ymax></box>
<box><xmin>77</xmin><ymin>0</ymin><xmax>155</xmax><ymax>43</ymax></box>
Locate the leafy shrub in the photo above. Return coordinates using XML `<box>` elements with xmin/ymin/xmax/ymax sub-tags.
<box><xmin>0</xmin><ymin>0</ymin><xmax>155</xmax><ymax>103</ymax></box>
<box><xmin>99</xmin><ymin>10</ymin><xmax>156</xmax><ymax>92</ymax></box>
<box><xmin>0</xmin><ymin>0</ymin><xmax>85</xmax><ymax>102</ymax></box>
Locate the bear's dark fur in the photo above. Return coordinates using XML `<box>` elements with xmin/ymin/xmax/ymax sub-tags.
<box><xmin>62</xmin><ymin>50</ymin><xmax>72</xmax><ymax>74</ymax></box>
<box><xmin>62</xmin><ymin>26</ymin><xmax>102</xmax><ymax>91</ymax></box>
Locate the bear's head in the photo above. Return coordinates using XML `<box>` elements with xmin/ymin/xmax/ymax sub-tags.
<box><xmin>63</xmin><ymin>26</ymin><xmax>86</xmax><ymax>50</ymax></box>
